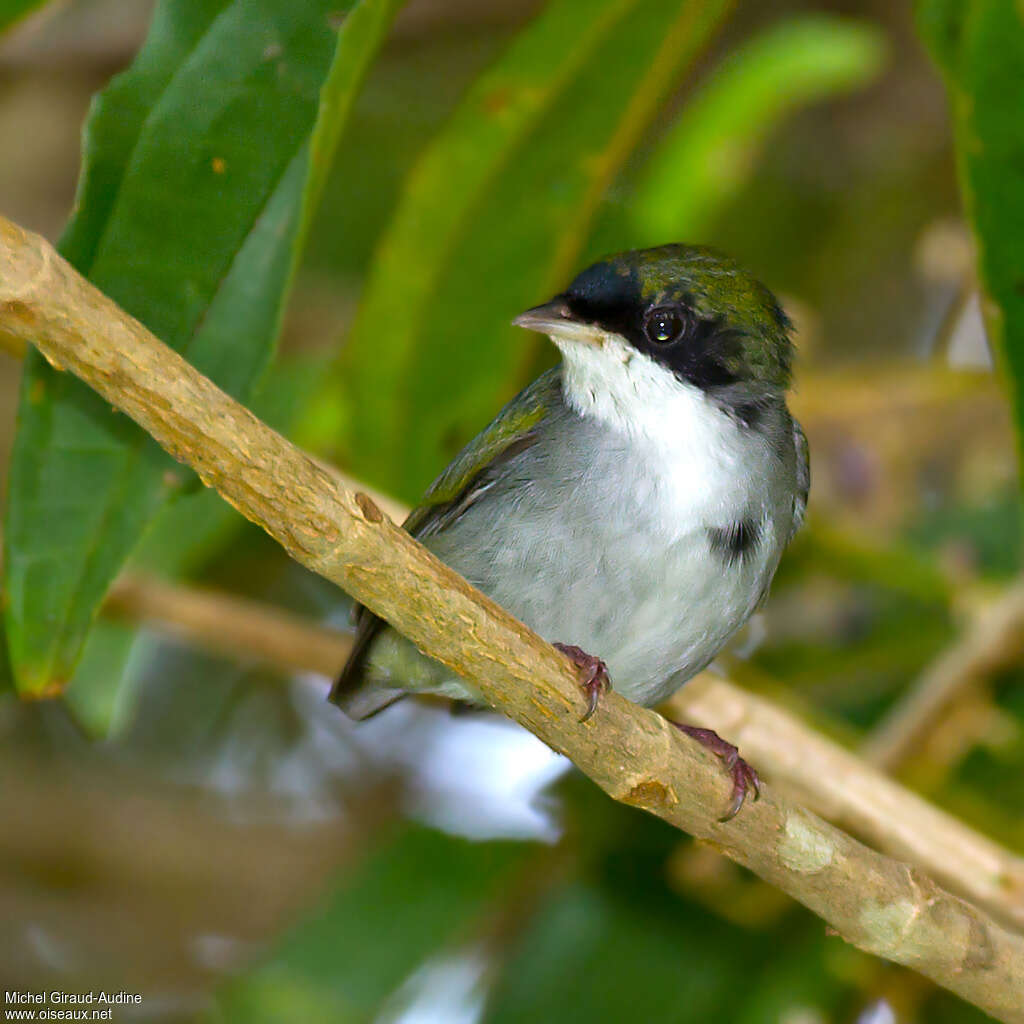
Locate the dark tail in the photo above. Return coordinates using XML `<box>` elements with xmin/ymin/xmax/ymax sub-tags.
<box><xmin>329</xmin><ymin>610</ymin><xmax>404</xmax><ymax>720</ymax></box>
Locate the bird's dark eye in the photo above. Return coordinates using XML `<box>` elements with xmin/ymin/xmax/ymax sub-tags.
<box><xmin>643</xmin><ymin>306</ymin><xmax>688</xmax><ymax>346</ymax></box>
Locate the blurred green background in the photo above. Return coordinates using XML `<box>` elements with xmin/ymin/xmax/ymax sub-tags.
<box><xmin>0</xmin><ymin>0</ymin><xmax>1021</xmax><ymax>1021</ymax></box>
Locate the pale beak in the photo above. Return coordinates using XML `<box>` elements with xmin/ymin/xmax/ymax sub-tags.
<box><xmin>513</xmin><ymin>297</ymin><xmax>605</xmax><ymax>347</ymax></box>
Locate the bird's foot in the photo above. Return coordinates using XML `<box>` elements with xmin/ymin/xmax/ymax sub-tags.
<box><xmin>554</xmin><ymin>643</ymin><xmax>610</xmax><ymax>723</ymax></box>
<box><xmin>670</xmin><ymin>723</ymin><xmax>760</xmax><ymax>822</ymax></box>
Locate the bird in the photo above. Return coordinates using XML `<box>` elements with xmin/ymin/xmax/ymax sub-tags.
<box><xmin>330</xmin><ymin>243</ymin><xmax>809</xmax><ymax>820</ymax></box>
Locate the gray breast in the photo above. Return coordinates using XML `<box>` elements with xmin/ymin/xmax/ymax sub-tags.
<box><xmin>424</xmin><ymin>392</ymin><xmax>799</xmax><ymax>707</ymax></box>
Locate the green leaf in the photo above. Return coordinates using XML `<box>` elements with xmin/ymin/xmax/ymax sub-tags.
<box><xmin>62</xmin><ymin>349</ymin><xmax>345</xmax><ymax>737</ymax></box>
<box><xmin>917</xmin><ymin>0</ymin><xmax>1024</xmax><ymax>501</ymax></box>
<box><xmin>0</xmin><ymin>0</ymin><xmax>51</xmax><ymax>35</ymax></box>
<box><xmin>3</xmin><ymin>0</ymin><xmax>402</xmax><ymax>696</ymax></box>
<box><xmin>0</xmin><ymin>615</ymin><xmax>13</xmax><ymax>696</ymax></box>
<box><xmin>632</xmin><ymin>14</ymin><xmax>887</xmax><ymax>242</ymax></box>
<box><xmin>482</xmin><ymin>882</ymin><xmax>759</xmax><ymax>1024</ymax></box>
<box><xmin>732</xmin><ymin>932</ymin><xmax>868</xmax><ymax>1024</ymax></box>
<box><xmin>60</xmin><ymin>621</ymin><xmax>140</xmax><ymax>736</ymax></box>
<box><xmin>213</xmin><ymin>826</ymin><xmax>530</xmax><ymax>1023</ymax></box>
<box><xmin>331</xmin><ymin>0</ymin><xmax>732</xmax><ymax>500</ymax></box>
<box><xmin>59</xmin><ymin>485</ymin><xmax>244</xmax><ymax>739</ymax></box>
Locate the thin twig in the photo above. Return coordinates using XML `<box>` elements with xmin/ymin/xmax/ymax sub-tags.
<box><xmin>667</xmin><ymin>675</ymin><xmax>1024</xmax><ymax>934</ymax></box>
<box><xmin>2</xmin><ymin>215</ymin><xmax>1023</xmax><ymax>1022</ymax></box>
<box><xmin>861</xmin><ymin>580</ymin><xmax>1024</xmax><ymax>771</ymax></box>
<box><xmin>104</xmin><ymin>574</ymin><xmax>354</xmax><ymax>678</ymax></box>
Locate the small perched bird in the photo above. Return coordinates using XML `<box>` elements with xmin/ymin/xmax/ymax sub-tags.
<box><xmin>331</xmin><ymin>244</ymin><xmax>808</xmax><ymax>819</ymax></box>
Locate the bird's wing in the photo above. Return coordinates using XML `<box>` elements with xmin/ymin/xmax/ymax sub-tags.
<box><xmin>402</xmin><ymin>368</ymin><xmax>559</xmax><ymax>539</ymax></box>
<box><xmin>329</xmin><ymin>368</ymin><xmax>562</xmax><ymax>710</ymax></box>
<box><xmin>789</xmin><ymin>415</ymin><xmax>810</xmax><ymax>539</ymax></box>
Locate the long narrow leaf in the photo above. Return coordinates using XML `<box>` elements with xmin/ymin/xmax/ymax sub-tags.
<box><xmin>3</xmin><ymin>0</ymin><xmax>403</xmax><ymax>696</ymax></box>
<box><xmin>0</xmin><ymin>0</ymin><xmax>51</xmax><ymax>35</ymax></box>
<box><xmin>333</xmin><ymin>0</ymin><xmax>732</xmax><ymax>500</ymax></box>
<box><xmin>918</xmin><ymin>0</ymin><xmax>1024</xmax><ymax>502</ymax></box>
<box><xmin>632</xmin><ymin>15</ymin><xmax>886</xmax><ymax>242</ymax></box>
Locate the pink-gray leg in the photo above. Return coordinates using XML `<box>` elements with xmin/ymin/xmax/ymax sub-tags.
<box><xmin>671</xmin><ymin>723</ymin><xmax>761</xmax><ymax>821</ymax></box>
<box><xmin>554</xmin><ymin>643</ymin><xmax>610</xmax><ymax>722</ymax></box>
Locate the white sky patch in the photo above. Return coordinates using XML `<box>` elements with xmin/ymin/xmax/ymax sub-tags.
<box><xmin>171</xmin><ymin>663</ymin><xmax>569</xmax><ymax>842</ymax></box>
<box><xmin>307</xmin><ymin>679</ymin><xmax>569</xmax><ymax>842</ymax></box>
<box><xmin>405</xmin><ymin>710</ymin><xmax>568</xmax><ymax>841</ymax></box>
<box><xmin>377</xmin><ymin>951</ymin><xmax>489</xmax><ymax>1024</ymax></box>
<box><xmin>855</xmin><ymin>1000</ymin><xmax>897</xmax><ymax>1024</ymax></box>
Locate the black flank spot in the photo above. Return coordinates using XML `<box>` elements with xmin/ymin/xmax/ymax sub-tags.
<box><xmin>732</xmin><ymin>400</ymin><xmax>764</xmax><ymax>430</ymax></box>
<box><xmin>708</xmin><ymin>518</ymin><xmax>760</xmax><ymax>565</ymax></box>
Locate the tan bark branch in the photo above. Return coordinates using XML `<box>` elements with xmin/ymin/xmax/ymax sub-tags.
<box><xmin>104</xmin><ymin>574</ymin><xmax>356</xmax><ymax>678</ymax></box>
<box><xmin>862</xmin><ymin>580</ymin><xmax>1024</xmax><ymax>771</ymax></box>
<box><xmin>3</xmin><ymin>214</ymin><xmax>1023</xmax><ymax>1022</ymax></box>
<box><xmin>667</xmin><ymin>676</ymin><xmax>1024</xmax><ymax>935</ymax></box>
<box><xmin>105</xmin><ymin>570</ymin><xmax>1024</xmax><ymax>936</ymax></box>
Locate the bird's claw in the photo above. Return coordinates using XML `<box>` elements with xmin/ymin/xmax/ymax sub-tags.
<box><xmin>554</xmin><ymin>643</ymin><xmax>610</xmax><ymax>722</ymax></box>
<box><xmin>671</xmin><ymin>723</ymin><xmax>760</xmax><ymax>822</ymax></box>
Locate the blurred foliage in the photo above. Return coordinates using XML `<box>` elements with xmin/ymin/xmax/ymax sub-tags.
<box><xmin>327</xmin><ymin>0</ymin><xmax>732</xmax><ymax>501</ymax></box>
<box><xmin>918</xmin><ymin>0</ymin><xmax>1024</xmax><ymax>488</ymax></box>
<box><xmin>482</xmin><ymin>882</ymin><xmax>760</xmax><ymax>1023</ymax></box>
<box><xmin>2</xmin><ymin>0</ymin><xmax>399</xmax><ymax>700</ymax></box>
<box><xmin>213</xmin><ymin>826</ymin><xmax>531</xmax><ymax>1023</ymax></box>
<box><xmin>0</xmin><ymin>0</ymin><xmax>48</xmax><ymax>35</ymax></box>
<box><xmin>632</xmin><ymin>14</ymin><xmax>887</xmax><ymax>243</ymax></box>
<box><xmin>63</xmin><ymin>352</ymin><xmax>333</xmax><ymax>735</ymax></box>
<box><xmin>0</xmin><ymin>617</ymin><xmax>12</xmax><ymax>694</ymax></box>
<box><xmin>1</xmin><ymin>1</ymin><xmax>1023</xmax><ymax>1023</ymax></box>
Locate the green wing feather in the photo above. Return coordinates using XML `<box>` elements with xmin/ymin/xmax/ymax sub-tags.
<box><xmin>329</xmin><ymin>369</ymin><xmax>561</xmax><ymax>709</ymax></box>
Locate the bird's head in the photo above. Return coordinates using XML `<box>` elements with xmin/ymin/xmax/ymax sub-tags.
<box><xmin>514</xmin><ymin>245</ymin><xmax>794</xmax><ymax>416</ymax></box>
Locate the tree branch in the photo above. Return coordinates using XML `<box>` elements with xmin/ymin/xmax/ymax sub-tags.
<box><xmin>105</xmin><ymin>570</ymin><xmax>1024</xmax><ymax>935</ymax></box>
<box><xmin>104</xmin><ymin>574</ymin><xmax>357</xmax><ymax>679</ymax></box>
<box><xmin>861</xmin><ymin>579</ymin><xmax>1024</xmax><ymax>771</ymax></box>
<box><xmin>2</xmin><ymin>214</ymin><xmax>1023</xmax><ymax>1022</ymax></box>
<box><xmin>666</xmin><ymin>675</ymin><xmax>1024</xmax><ymax>935</ymax></box>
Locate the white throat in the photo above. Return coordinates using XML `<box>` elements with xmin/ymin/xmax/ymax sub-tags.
<box><xmin>553</xmin><ymin>332</ymin><xmax>759</xmax><ymax>540</ymax></box>
<box><xmin>555</xmin><ymin>333</ymin><xmax>727</xmax><ymax>447</ymax></box>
